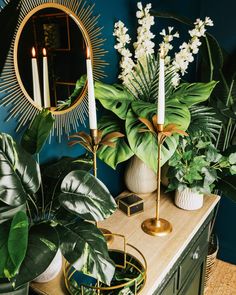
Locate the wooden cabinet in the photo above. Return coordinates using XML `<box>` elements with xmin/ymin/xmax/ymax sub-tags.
<box><xmin>30</xmin><ymin>192</ymin><xmax>220</xmax><ymax>295</ymax></box>
<box><xmin>158</xmin><ymin>219</ymin><xmax>210</xmax><ymax>295</ymax></box>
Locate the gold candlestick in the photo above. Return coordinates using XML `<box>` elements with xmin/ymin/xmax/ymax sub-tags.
<box><xmin>139</xmin><ymin>116</ymin><xmax>188</xmax><ymax>237</ymax></box>
<box><xmin>141</xmin><ymin>123</ymin><xmax>172</xmax><ymax>236</ymax></box>
<box><xmin>69</xmin><ymin>128</ymin><xmax>125</xmax><ymax>245</ymax></box>
<box><xmin>90</xmin><ymin>128</ymin><xmax>114</xmax><ymax>245</ymax></box>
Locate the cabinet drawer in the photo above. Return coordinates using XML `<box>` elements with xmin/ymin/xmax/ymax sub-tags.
<box><xmin>160</xmin><ymin>272</ymin><xmax>177</xmax><ymax>295</ymax></box>
<box><xmin>177</xmin><ymin>225</ymin><xmax>209</xmax><ymax>290</ymax></box>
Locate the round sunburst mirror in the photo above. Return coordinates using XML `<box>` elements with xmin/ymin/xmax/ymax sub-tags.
<box><xmin>0</xmin><ymin>0</ymin><xmax>107</xmax><ymax>140</ymax></box>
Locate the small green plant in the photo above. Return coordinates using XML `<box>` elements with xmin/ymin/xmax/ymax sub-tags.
<box><xmin>167</xmin><ymin>134</ymin><xmax>236</xmax><ymax>194</ymax></box>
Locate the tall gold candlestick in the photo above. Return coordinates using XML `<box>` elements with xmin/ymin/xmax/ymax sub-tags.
<box><xmin>90</xmin><ymin>128</ymin><xmax>114</xmax><ymax>244</ymax></box>
<box><xmin>141</xmin><ymin>123</ymin><xmax>172</xmax><ymax>236</ymax></box>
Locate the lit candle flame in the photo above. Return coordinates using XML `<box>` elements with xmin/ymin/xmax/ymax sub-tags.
<box><xmin>32</xmin><ymin>47</ymin><xmax>36</xmax><ymax>58</ymax></box>
<box><xmin>86</xmin><ymin>47</ymin><xmax>90</xmax><ymax>59</ymax></box>
<box><xmin>43</xmin><ymin>48</ymin><xmax>47</xmax><ymax>57</ymax></box>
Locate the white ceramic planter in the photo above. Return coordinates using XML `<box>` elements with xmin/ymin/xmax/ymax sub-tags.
<box><xmin>124</xmin><ymin>156</ymin><xmax>157</xmax><ymax>194</ymax></box>
<box><xmin>33</xmin><ymin>249</ymin><xmax>62</xmax><ymax>283</ymax></box>
<box><xmin>175</xmin><ymin>187</ymin><xmax>204</xmax><ymax>210</ymax></box>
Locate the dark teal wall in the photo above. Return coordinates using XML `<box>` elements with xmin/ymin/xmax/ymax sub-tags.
<box><xmin>200</xmin><ymin>0</ymin><xmax>236</xmax><ymax>265</ymax></box>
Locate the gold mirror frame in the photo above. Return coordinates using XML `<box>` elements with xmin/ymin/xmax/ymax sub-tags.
<box><xmin>0</xmin><ymin>0</ymin><xmax>107</xmax><ymax>140</ymax></box>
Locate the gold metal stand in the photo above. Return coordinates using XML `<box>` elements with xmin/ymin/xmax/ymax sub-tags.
<box><xmin>70</xmin><ymin>128</ymin><xmax>124</xmax><ymax>244</ymax></box>
<box><xmin>141</xmin><ymin>123</ymin><xmax>172</xmax><ymax>236</ymax></box>
<box><xmin>139</xmin><ymin>116</ymin><xmax>188</xmax><ymax>237</ymax></box>
<box><xmin>90</xmin><ymin>129</ymin><xmax>114</xmax><ymax>245</ymax></box>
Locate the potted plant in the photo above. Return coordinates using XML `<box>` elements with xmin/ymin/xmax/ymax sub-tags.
<box><xmin>69</xmin><ymin>3</ymin><xmax>217</xmax><ymax>195</ymax></box>
<box><xmin>0</xmin><ymin>111</ymin><xmax>117</xmax><ymax>294</ymax></box>
<box><xmin>166</xmin><ymin>128</ymin><xmax>236</xmax><ymax>210</ymax></box>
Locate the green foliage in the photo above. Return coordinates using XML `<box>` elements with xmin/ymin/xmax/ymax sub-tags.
<box><xmin>0</xmin><ymin>133</ymin><xmax>40</xmax><ymax>207</ymax></box>
<box><xmin>167</xmin><ymin>135</ymin><xmax>236</xmax><ymax>194</ymax></box>
<box><xmin>21</xmin><ymin>109</ymin><xmax>55</xmax><ymax>154</ymax></box>
<box><xmin>95</xmin><ymin>77</ymin><xmax>216</xmax><ymax>171</ymax></box>
<box><xmin>97</xmin><ymin>115</ymin><xmax>134</xmax><ymax>169</ymax></box>
<box><xmin>58</xmin><ymin>221</ymin><xmax>115</xmax><ymax>286</ymax></box>
<box><xmin>188</xmin><ymin>105</ymin><xmax>221</xmax><ymax>141</ymax></box>
<box><xmin>170</xmin><ymin>81</ymin><xmax>218</xmax><ymax>106</ymax></box>
<box><xmin>0</xmin><ymin>133</ymin><xmax>117</xmax><ymax>288</ymax></box>
<box><xmin>59</xmin><ymin>170</ymin><xmax>117</xmax><ymax>221</ymax></box>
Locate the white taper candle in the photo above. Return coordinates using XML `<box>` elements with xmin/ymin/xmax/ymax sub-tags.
<box><xmin>31</xmin><ymin>47</ymin><xmax>42</xmax><ymax>108</ymax></box>
<box><xmin>43</xmin><ymin>48</ymin><xmax>50</xmax><ymax>108</ymax></box>
<box><xmin>157</xmin><ymin>50</ymin><xmax>165</xmax><ymax>125</ymax></box>
<box><xmin>86</xmin><ymin>47</ymin><xmax>97</xmax><ymax>130</ymax></box>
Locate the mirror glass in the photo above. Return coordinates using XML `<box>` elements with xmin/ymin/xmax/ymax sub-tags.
<box><xmin>17</xmin><ymin>7</ymin><xmax>87</xmax><ymax>112</ymax></box>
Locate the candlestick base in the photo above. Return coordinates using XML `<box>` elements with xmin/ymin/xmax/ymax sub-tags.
<box><xmin>141</xmin><ymin>218</ymin><xmax>172</xmax><ymax>236</ymax></box>
<box><xmin>99</xmin><ymin>227</ymin><xmax>114</xmax><ymax>245</ymax></box>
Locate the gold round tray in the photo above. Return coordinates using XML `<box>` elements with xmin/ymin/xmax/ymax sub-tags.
<box><xmin>64</xmin><ymin>234</ymin><xmax>147</xmax><ymax>294</ymax></box>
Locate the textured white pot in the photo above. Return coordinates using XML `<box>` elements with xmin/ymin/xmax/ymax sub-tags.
<box><xmin>124</xmin><ymin>156</ymin><xmax>157</xmax><ymax>194</ymax></box>
<box><xmin>175</xmin><ymin>187</ymin><xmax>204</xmax><ymax>210</ymax></box>
<box><xmin>33</xmin><ymin>249</ymin><xmax>62</xmax><ymax>283</ymax></box>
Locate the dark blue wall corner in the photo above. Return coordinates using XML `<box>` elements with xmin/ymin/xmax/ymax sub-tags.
<box><xmin>214</xmin><ymin>197</ymin><xmax>236</xmax><ymax>264</ymax></box>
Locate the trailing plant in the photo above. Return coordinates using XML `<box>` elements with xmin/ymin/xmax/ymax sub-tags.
<box><xmin>0</xmin><ymin>111</ymin><xmax>117</xmax><ymax>291</ymax></box>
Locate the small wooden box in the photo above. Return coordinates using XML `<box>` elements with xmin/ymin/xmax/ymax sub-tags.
<box><xmin>117</xmin><ymin>194</ymin><xmax>144</xmax><ymax>216</ymax></box>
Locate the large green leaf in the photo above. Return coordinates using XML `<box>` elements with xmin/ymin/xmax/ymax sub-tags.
<box><xmin>95</xmin><ymin>81</ymin><xmax>135</xmax><ymax>120</ymax></box>
<box><xmin>170</xmin><ymin>81</ymin><xmax>217</xmax><ymax>107</ymax></box>
<box><xmin>0</xmin><ymin>221</ymin><xmax>10</xmax><ymax>278</ymax></box>
<box><xmin>131</xmin><ymin>99</ymin><xmax>190</xmax><ymax>131</ymax></box>
<box><xmin>126</xmin><ymin>109</ymin><xmax>179</xmax><ymax>172</ymax></box>
<box><xmin>15</xmin><ymin>223</ymin><xmax>59</xmax><ymax>287</ymax></box>
<box><xmin>0</xmin><ymin>133</ymin><xmax>40</xmax><ymax>207</ymax></box>
<box><xmin>6</xmin><ymin>211</ymin><xmax>28</xmax><ymax>279</ymax></box>
<box><xmin>21</xmin><ymin>109</ymin><xmax>55</xmax><ymax>155</ymax></box>
<box><xmin>57</xmin><ymin>221</ymin><xmax>115</xmax><ymax>285</ymax></box>
<box><xmin>0</xmin><ymin>203</ymin><xmax>26</xmax><ymax>224</ymax></box>
<box><xmin>0</xmin><ymin>211</ymin><xmax>28</xmax><ymax>280</ymax></box>
<box><xmin>97</xmin><ymin>115</ymin><xmax>134</xmax><ymax>169</ymax></box>
<box><xmin>59</xmin><ymin>171</ymin><xmax>117</xmax><ymax>221</ymax></box>
<box><xmin>41</xmin><ymin>154</ymin><xmax>93</xmax><ymax>179</ymax></box>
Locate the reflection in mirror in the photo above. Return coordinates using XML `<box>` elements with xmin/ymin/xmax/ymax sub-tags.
<box><xmin>0</xmin><ymin>0</ymin><xmax>106</xmax><ymax>140</ymax></box>
<box><xmin>17</xmin><ymin>7</ymin><xmax>86</xmax><ymax>111</ymax></box>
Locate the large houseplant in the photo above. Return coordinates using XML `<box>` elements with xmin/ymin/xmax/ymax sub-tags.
<box><xmin>70</xmin><ymin>3</ymin><xmax>217</xmax><ymax>181</ymax></box>
<box><xmin>0</xmin><ymin>111</ymin><xmax>117</xmax><ymax>294</ymax></box>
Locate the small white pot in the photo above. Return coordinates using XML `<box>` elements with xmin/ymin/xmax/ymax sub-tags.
<box><xmin>124</xmin><ymin>156</ymin><xmax>157</xmax><ymax>194</ymax></box>
<box><xmin>33</xmin><ymin>249</ymin><xmax>62</xmax><ymax>283</ymax></box>
<box><xmin>175</xmin><ymin>187</ymin><xmax>204</xmax><ymax>210</ymax></box>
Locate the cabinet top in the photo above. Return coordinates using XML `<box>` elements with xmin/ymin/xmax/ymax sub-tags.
<box><xmin>100</xmin><ymin>191</ymin><xmax>220</xmax><ymax>295</ymax></box>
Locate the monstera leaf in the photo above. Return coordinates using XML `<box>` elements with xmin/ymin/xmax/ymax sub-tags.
<box><xmin>97</xmin><ymin>115</ymin><xmax>134</xmax><ymax>169</ymax></box>
<box><xmin>57</xmin><ymin>221</ymin><xmax>115</xmax><ymax>285</ymax></box>
<box><xmin>14</xmin><ymin>223</ymin><xmax>59</xmax><ymax>287</ymax></box>
<box><xmin>170</xmin><ymin>81</ymin><xmax>217</xmax><ymax>107</ymax></box>
<box><xmin>0</xmin><ymin>133</ymin><xmax>40</xmax><ymax>207</ymax></box>
<box><xmin>59</xmin><ymin>170</ymin><xmax>117</xmax><ymax>221</ymax></box>
<box><xmin>95</xmin><ymin>81</ymin><xmax>135</xmax><ymax>120</ymax></box>
<box><xmin>126</xmin><ymin>98</ymin><xmax>190</xmax><ymax>171</ymax></box>
<box><xmin>126</xmin><ymin>109</ymin><xmax>179</xmax><ymax>171</ymax></box>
